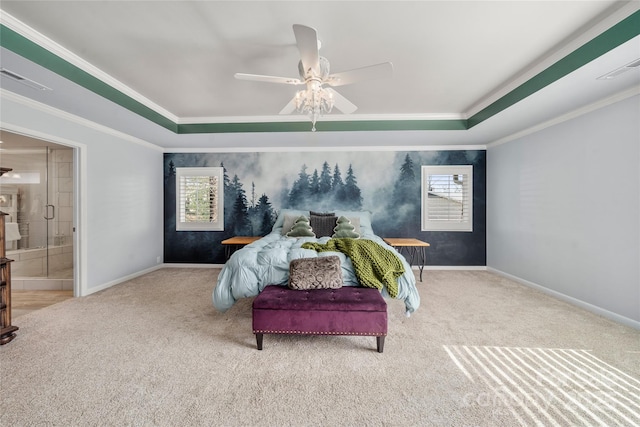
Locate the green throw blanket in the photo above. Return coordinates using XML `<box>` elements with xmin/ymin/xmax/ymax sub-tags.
<box><xmin>301</xmin><ymin>239</ymin><xmax>404</xmax><ymax>298</ymax></box>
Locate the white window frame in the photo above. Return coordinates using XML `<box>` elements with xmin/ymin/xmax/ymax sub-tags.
<box><xmin>421</xmin><ymin>165</ymin><xmax>473</xmax><ymax>232</ymax></box>
<box><xmin>176</xmin><ymin>167</ymin><xmax>224</xmax><ymax>231</ymax></box>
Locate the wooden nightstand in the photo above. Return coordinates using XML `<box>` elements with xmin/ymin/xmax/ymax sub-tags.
<box><xmin>221</xmin><ymin>236</ymin><xmax>262</xmax><ymax>260</ymax></box>
<box><xmin>383</xmin><ymin>238</ymin><xmax>430</xmax><ymax>282</ymax></box>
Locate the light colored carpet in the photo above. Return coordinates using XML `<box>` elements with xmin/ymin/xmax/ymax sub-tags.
<box><xmin>1</xmin><ymin>269</ymin><xmax>638</xmax><ymax>426</ymax></box>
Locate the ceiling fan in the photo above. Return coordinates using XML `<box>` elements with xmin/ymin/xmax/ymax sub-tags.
<box><xmin>234</xmin><ymin>24</ymin><xmax>393</xmax><ymax>131</ymax></box>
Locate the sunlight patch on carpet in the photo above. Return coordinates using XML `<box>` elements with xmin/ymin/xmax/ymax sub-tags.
<box><xmin>444</xmin><ymin>345</ymin><xmax>640</xmax><ymax>426</ymax></box>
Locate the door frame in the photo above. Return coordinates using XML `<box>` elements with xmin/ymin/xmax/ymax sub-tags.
<box><xmin>1</xmin><ymin>124</ymin><xmax>86</xmax><ymax>297</ymax></box>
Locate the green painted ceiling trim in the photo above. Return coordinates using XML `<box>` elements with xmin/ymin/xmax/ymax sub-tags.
<box><xmin>311</xmin><ymin>119</ymin><xmax>468</xmax><ymax>132</ymax></box>
<box><xmin>0</xmin><ymin>25</ymin><xmax>177</xmax><ymax>133</ymax></box>
<box><xmin>177</xmin><ymin>118</ymin><xmax>468</xmax><ymax>133</ymax></box>
<box><xmin>178</xmin><ymin>121</ymin><xmax>316</xmax><ymax>133</ymax></box>
<box><xmin>467</xmin><ymin>9</ymin><xmax>640</xmax><ymax>128</ymax></box>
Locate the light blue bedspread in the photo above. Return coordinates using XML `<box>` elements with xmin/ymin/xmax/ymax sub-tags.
<box><xmin>212</xmin><ymin>219</ymin><xmax>420</xmax><ymax>315</ymax></box>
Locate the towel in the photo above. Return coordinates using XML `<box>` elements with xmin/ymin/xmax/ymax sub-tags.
<box><xmin>6</xmin><ymin>222</ymin><xmax>21</xmax><ymax>241</ymax></box>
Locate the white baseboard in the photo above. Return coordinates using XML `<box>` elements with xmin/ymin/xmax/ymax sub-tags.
<box><xmin>83</xmin><ymin>264</ymin><xmax>164</xmax><ymax>296</ymax></box>
<box><xmin>82</xmin><ymin>264</ymin><xmax>223</xmax><ymax>296</ymax></box>
<box><xmin>487</xmin><ymin>267</ymin><xmax>640</xmax><ymax>330</ymax></box>
<box><xmin>162</xmin><ymin>263</ymin><xmax>224</xmax><ymax>268</ymax></box>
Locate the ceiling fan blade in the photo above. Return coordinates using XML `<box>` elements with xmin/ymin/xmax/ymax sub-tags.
<box><xmin>325</xmin><ymin>62</ymin><xmax>393</xmax><ymax>87</ymax></box>
<box><xmin>325</xmin><ymin>88</ymin><xmax>357</xmax><ymax>114</ymax></box>
<box><xmin>279</xmin><ymin>98</ymin><xmax>297</xmax><ymax>115</ymax></box>
<box><xmin>234</xmin><ymin>73</ymin><xmax>303</xmax><ymax>85</ymax></box>
<box><xmin>292</xmin><ymin>24</ymin><xmax>320</xmax><ymax>76</ymax></box>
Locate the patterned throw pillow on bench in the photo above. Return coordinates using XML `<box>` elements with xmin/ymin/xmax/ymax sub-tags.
<box><xmin>288</xmin><ymin>256</ymin><xmax>343</xmax><ymax>290</ymax></box>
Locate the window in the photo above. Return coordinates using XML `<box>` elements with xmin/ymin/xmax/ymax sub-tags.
<box><xmin>421</xmin><ymin>165</ymin><xmax>473</xmax><ymax>231</ymax></box>
<box><xmin>176</xmin><ymin>167</ymin><xmax>224</xmax><ymax>231</ymax></box>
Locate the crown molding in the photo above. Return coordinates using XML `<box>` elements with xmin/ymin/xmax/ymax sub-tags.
<box><xmin>177</xmin><ymin>112</ymin><xmax>466</xmax><ymax>124</ymax></box>
<box><xmin>465</xmin><ymin>1</ymin><xmax>640</xmax><ymax>118</ymax></box>
<box><xmin>0</xmin><ymin>11</ymin><xmax>180</xmax><ymax>124</ymax></box>
<box><xmin>467</xmin><ymin>8</ymin><xmax>640</xmax><ymax>128</ymax></box>
<box><xmin>0</xmin><ymin>88</ymin><xmax>163</xmax><ymax>152</ymax></box>
<box><xmin>163</xmin><ymin>144</ymin><xmax>487</xmax><ymax>154</ymax></box>
<box><xmin>487</xmin><ymin>85</ymin><xmax>640</xmax><ymax>148</ymax></box>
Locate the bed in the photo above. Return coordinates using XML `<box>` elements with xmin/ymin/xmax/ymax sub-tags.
<box><xmin>212</xmin><ymin>210</ymin><xmax>420</xmax><ymax>316</ymax></box>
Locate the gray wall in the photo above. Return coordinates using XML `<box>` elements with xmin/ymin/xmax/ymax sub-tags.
<box><xmin>487</xmin><ymin>95</ymin><xmax>639</xmax><ymax>325</ymax></box>
<box><xmin>1</xmin><ymin>92</ymin><xmax>164</xmax><ymax>295</ymax></box>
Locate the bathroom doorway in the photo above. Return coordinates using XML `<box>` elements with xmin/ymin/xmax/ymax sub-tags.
<box><xmin>0</xmin><ymin>130</ymin><xmax>76</xmax><ymax>294</ymax></box>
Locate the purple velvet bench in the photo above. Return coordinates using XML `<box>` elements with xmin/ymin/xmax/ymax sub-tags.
<box><xmin>252</xmin><ymin>285</ymin><xmax>388</xmax><ymax>352</ymax></box>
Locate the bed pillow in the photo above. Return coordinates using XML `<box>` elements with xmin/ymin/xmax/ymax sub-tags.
<box><xmin>273</xmin><ymin>209</ymin><xmax>310</xmax><ymax>233</ymax></box>
<box><xmin>334</xmin><ymin>210</ymin><xmax>371</xmax><ymax>235</ymax></box>
<box><xmin>309</xmin><ymin>213</ymin><xmax>338</xmax><ymax>237</ymax></box>
<box><xmin>286</xmin><ymin>216</ymin><xmax>316</xmax><ymax>238</ymax></box>
<box><xmin>332</xmin><ymin>216</ymin><xmax>361</xmax><ymax>238</ymax></box>
<box><xmin>280</xmin><ymin>214</ymin><xmax>299</xmax><ymax>235</ymax></box>
<box><xmin>342</xmin><ymin>217</ymin><xmax>360</xmax><ymax>235</ymax></box>
<box><xmin>310</xmin><ymin>211</ymin><xmax>335</xmax><ymax>217</ymax></box>
<box><xmin>288</xmin><ymin>256</ymin><xmax>343</xmax><ymax>290</ymax></box>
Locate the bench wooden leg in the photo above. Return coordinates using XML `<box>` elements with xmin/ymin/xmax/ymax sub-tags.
<box><xmin>256</xmin><ymin>333</ymin><xmax>263</xmax><ymax>350</ymax></box>
<box><xmin>377</xmin><ymin>336</ymin><xmax>385</xmax><ymax>353</ymax></box>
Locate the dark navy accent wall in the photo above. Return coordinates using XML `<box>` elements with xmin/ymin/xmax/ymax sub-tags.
<box><xmin>164</xmin><ymin>150</ymin><xmax>486</xmax><ymax>266</ymax></box>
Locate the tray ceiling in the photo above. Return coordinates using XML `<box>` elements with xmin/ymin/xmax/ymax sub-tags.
<box><xmin>0</xmin><ymin>1</ymin><xmax>639</xmax><ymax>149</ymax></box>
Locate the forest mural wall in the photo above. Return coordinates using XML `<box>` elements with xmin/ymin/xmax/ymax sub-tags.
<box><xmin>164</xmin><ymin>149</ymin><xmax>486</xmax><ymax>265</ymax></box>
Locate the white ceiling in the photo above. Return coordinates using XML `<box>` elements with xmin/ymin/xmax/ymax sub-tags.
<box><xmin>0</xmin><ymin>1</ymin><xmax>639</xmax><ymax>150</ymax></box>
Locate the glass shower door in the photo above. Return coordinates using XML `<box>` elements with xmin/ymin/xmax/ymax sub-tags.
<box><xmin>1</xmin><ymin>142</ymin><xmax>74</xmax><ymax>280</ymax></box>
<box><xmin>1</xmin><ymin>146</ymin><xmax>46</xmax><ymax>277</ymax></box>
<box><xmin>18</xmin><ymin>147</ymin><xmax>48</xmax><ymax>276</ymax></box>
<box><xmin>45</xmin><ymin>146</ymin><xmax>74</xmax><ymax>279</ymax></box>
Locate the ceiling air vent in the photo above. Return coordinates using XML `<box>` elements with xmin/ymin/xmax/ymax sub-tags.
<box><xmin>597</xmin><ymin>58</ymin><xmax>640</xmax><ymax>80</ymax></box>
<box><xmin>0</xmin><ymin>68</ymin><xmax>52</xmax><ymax>91</ymax></box>
<box><xmin>626</xmin><ymin>58</ymin><xmax>640</xmax><ymax>68</ymax></box>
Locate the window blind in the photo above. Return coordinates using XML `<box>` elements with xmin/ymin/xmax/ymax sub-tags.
<box><xmin>422</xmin><ymin>165</ymin><xmax>473</xmax><ymax>231</ymax></box>
<box><xmin>178</xmin><ymin>175</ymin><xmax>219</xmax><ymax>223</ymax></box>
<box><xmin>175</xmin><ymin>167</ymin><xmax>224</xmax><ymax>231</ymax></box>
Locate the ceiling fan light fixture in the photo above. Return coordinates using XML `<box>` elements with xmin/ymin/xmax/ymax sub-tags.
<box><xmin>235</xmin><ymin>24</ymin><xmax>391</xmax><ymax>131</ymax></box>
<box><xmin>294</xmin><ymin>86</ymin><xmax>335</xmax><ymax>131</ymax></box>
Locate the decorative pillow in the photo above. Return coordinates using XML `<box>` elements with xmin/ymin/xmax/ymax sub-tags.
<box><xmin>288</xmin><ymin>256</ymin><xmax>343</xmax><ymax>290</ymax></box>
<box><xmin>280</xmin><ymin>214</ymin><xmax>299</xmax><ymax>235</ymax></box>
<box><xmin>334</xmin><ymin>210</ymin><xmax>371</xmax><ymax>235</ymax></box>
<box><xmin>310</xmin><ymin>211</ymin><xmax>335</xmax><ymax>217</ymax></box>
<box><xmin>272</xmin><ymin>209</ymin><xmax>310</xmax><ymax>232</ymax></box>
<box><xmin>310</xmin><ymin>214</ymin><xmax>338</xmax><ymax>237</ymax></box>
<box><xmin>332</xmin><ymin>216</ymin><xmax>361</xmax><ymax>238</ymax></box>
<box><xmin>286</xmin><ymin>215</ymin><xmax>316</xmax><ymax>238</ymax></box>
<box><xmin>344</xmin><ymin>217</ymin><xmax>361</xmax><ymax>235</ymax></box>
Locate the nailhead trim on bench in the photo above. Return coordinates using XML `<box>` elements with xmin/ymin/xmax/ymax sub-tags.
<box><xmin>253</xmin><ymin>329</ymin><xmax>386</xmax><ymax>336</ymax></box>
